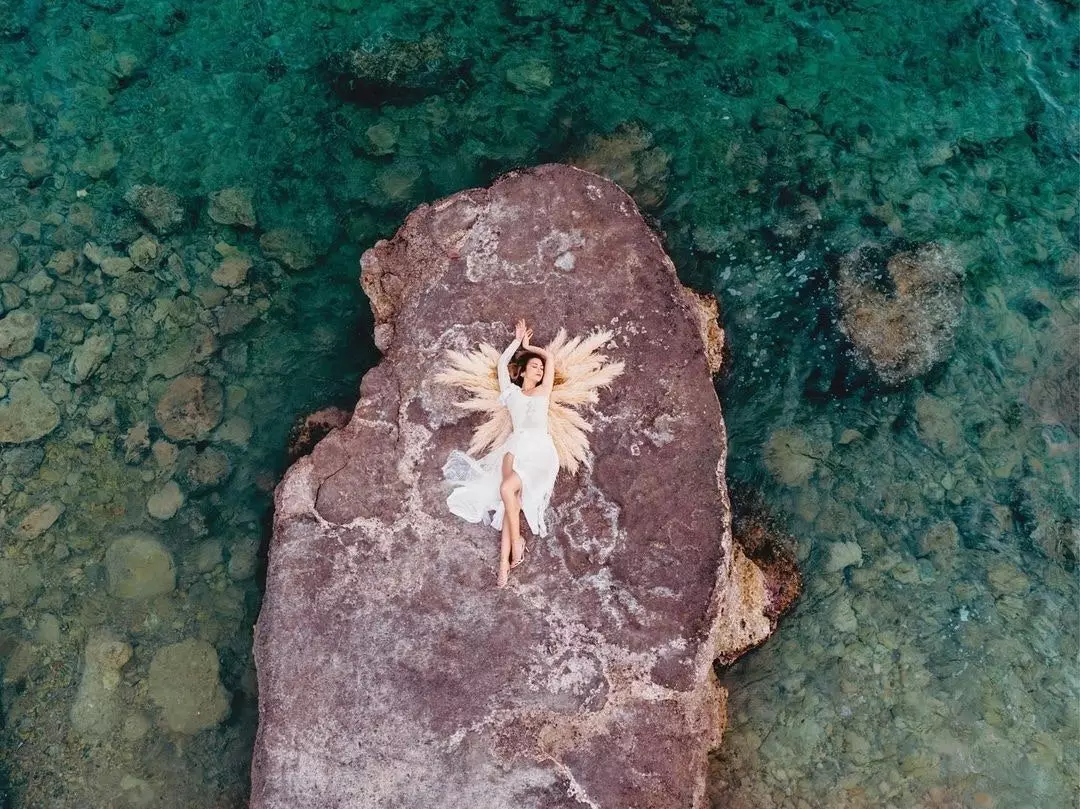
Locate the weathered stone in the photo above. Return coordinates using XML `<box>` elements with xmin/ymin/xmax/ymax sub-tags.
<box><xmin>0</xmin><ymin>558</ymin><xmax>42</xmax><ymax>608</ymax></box>
<box><xmin>763</xmin><ymin>427</ymin><xmax>824</xmax><ymax>487</ymax></box>
<box><xmin>211</xmin><ymin>254</ymin><xmax>252</xmax><ymax>288</ymax></box>
<box><xmin>146</xmin><ymin>323</ymin><xmax>216</xmax><ymax>379</ymax></box>
<box><xmin>505</xmin><ymin>57</ymin><xmax>554</xmax><ymax>94</ymax></box>
<box><xmin>19</xmin><ymin>351</ymin><xmax>51</xmax><ymax>381</ymax></box>
<box><xmin>86</xmin><ymin>396</ymin><xmax>115</xmax><ymax>425</ymax></box>
<box><xmin>213</xmin><ymin>302</ymin><xmax>258</xmax><ymax>335</ymax></box>
<box><xmin>208</xmin><ymin>188</ymin><xmax>256</xmax><ymax>228</ymax></box>
<box><xmin>100</xmin><ymin>256</ymin><xmax>133</xmax><ymax>277</ymax></box>
<box><xmin>46</xmin><ymin>249</ymin><xmax>77</xmax><ymax>276</ymax></box>
<box><xmin>0</xmin><ymin>103</ymin><xmax>32</xmax><ymax>147</ymax></box>
<box><xmin>837</xmin><ymin>242</ymin><xmax>963</xmax><ymax>386</ymax></box>
<box><xmin>0</xmin><ymin>243</ymin><xmax>19</xmax><ymax>280</ymax></box>
<box><xmin>714</xmin><ymin>490</ymin><xmax>801</xmax><ymax>665</ymax></box>
<box><xmin>0</xmin><ymin>309</ymin><xmax>38</xmax><ymax>358</ymax></box>
<box><xmin>183</xmin><ymin>446</ymin><xmax>232</xmax><ymax>491</ymax></box>
<box><xmin>147</xmin><ymin>480</ymin><xmax>184</xmax><ymax>520</ymax></box>
<box><xmin>71</xmin><ymin>631</ymin><xmax>132</xmax><ymax>737</ymax></box>
<box><xmin>148</xmin><ymin>638</ymin><xmax>229</xmax><ymax>733</ymax></box>
<box><xmin>918</xmin><ymin>519</ymin><xmax>960</xmax><ymax>558</ymax></box>
<box><xmin>189</xmin><ymin>540</ymin><xmax>223</xmax><ymax>573</ymax></box>
<box><xmin>227</xmin><ymin>539</ymin><xmax>257</xmax><ymax>581</ymax></box>
<box><xmin>0</xmin><ymin>378</ymin><xmax>60</xmax><ymax>443</ymax></box>
<box><xmin>326</xmin><ymin>34</ymin><xmax>468</xmax><ymax>106</ymax></box>
<box><xmin>154</xmin><ymin>375</ymin><xmax>224</xmax><ymax>441</ymax></box>
<box><xmin>252</xmin><ymin>165</ymin><xmax>791</xmax><ymax>808</ymax></box>
<box><xmin>124</xmin><ymin>184</ymin><xmax>185</xmax><ymax>235</ymax></box>
<box><xmin>258</xmin><ymin>228</ymin><xmax>315</xmax><ymax>271</ymax></box>
<box><xmin>122</xmin><ymin>421</ymin><xmax>151</xmax><ymax>463</ymax></box>
<box><xmin>16</xmin><ymin>502</ymin><xmax>64</xmax><ymax>539</ymax></box>
<box><xmin>987</xmin><ymin>561</ymin><xmax>1030</xmax><ymax>597</ymax></box>
<box><xmin>105</xmin><ymin>533</ymin><xmax>176</xmax><ymax>599</ymax></box>
<box><xmin>128</xmin><ymin>234</ymin><xmax>161</xmax><ymax>269</ymax></box>
<box><xmin>824</xmin><ymin>540</ymin><xmax>863</xmax><ymax>573</ymax></box>
<box><xmin>64</xmin><ymin>332</ymin><xmax>114</xmax><ymax>384</ymax></box>
<box><xmin>570</xmin><ymin>123</ymin><xmax>671</xmax><ymax>208</ymax></box>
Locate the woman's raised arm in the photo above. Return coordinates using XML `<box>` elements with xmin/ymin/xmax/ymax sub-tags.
<box><xmin>497</xmin><ymin>335</ymin><xmax>522</xmax><ymax>393</ymax></box>
<box><xmin>523</xmin><ymin>329</ymin><xmax>555</xmax><ymax>394</ymax></box>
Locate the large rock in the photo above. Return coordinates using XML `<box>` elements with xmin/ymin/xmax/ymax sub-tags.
<box><xmin>251</xmin><ymin>165</ymin><xmax>796</xmax><ymax>807</ymax></box>
<box><xmin>0</xmin><ymin>377</ymin><xmax>60</xmax><ymax>443</ymax></box>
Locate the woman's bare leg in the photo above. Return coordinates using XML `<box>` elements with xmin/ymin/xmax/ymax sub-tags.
<box><xmin>497</xmin><ymin>519</ymin><xmax>511</xmax><ymax>587</ymax></box>
<box><xmin>500</xmin><ymin>453</ymin><xmax>524</xmax><ymax>573</ymax></box>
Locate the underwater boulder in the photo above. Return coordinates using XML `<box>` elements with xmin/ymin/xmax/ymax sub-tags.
<box><xmin>325</xmin><ymin>33</ymin><xmax>473</xmax><ymax>106</ymax></box>
<box><xmin>251</xmin><ymin>164</ymin><xmax>798</xmax><ymax>809</ymax></box>
<box><xmin>836</xmin><ymin>242</ymin><xmax>964</xmax><ymax>386</ymax></box>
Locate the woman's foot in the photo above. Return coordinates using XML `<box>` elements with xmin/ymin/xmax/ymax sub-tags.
<box><xmin>509</xmin><ymin>535</ymin><xmax>527</xmax><ymax>569</ymax></box>
<box><xmin>496</xmin><ymin>560</ymin><xmax>510</xmax><ymax>588</ymax></box>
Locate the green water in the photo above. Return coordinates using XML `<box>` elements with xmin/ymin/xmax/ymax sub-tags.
<box><xmin>0</xmin><ymin>0</ymin><xmax>1075</xmax><ymax>806</ymax></box>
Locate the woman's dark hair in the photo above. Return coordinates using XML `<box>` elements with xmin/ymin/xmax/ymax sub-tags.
<box><xmin>510</xmin><ymin>351</ymin><xmax>544</xmax><ymax>387</ymax></box>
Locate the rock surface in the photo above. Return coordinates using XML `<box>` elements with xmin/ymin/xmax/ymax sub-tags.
<box><xmin>251</xmin><ymin>164</ymin><xmax>796</xmax><ymax>809</ymax></box>
<box><xmin>148</xmin><ymin>638</ymin><xmax>230</xmax><ymax>734</ymax></box>
<box><xmin>0</xmin><ymin>308</ymin><xmax>38</xmax><ymax>358</ymax></box>
<box><xmin>0</xmin><ymin>377</ymin><xmax>60</xmax><ymax>443</ymax></box>
<box><xmin>70</xmin><ymin>631</ymin><xmax>132</xmax><ymax>738</ymax></box>
<box><xmin>154</xmin><ymin>375</ymin><xmax>224</xmax><ymax>441</ymax></box>
<box><xmin>105</xmin><ymin>533</ymin><xmax>176</xmax><ymax>599</ymax></box>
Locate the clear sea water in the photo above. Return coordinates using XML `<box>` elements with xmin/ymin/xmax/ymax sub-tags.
<box><xmin>0</xmin><ymin>1</ymin><xmax>1076</xmax><ymax>806</ymax></box>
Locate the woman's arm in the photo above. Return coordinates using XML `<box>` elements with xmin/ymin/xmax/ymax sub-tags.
<box><xmin>497</xmin><ymin>336</ymin><xmax>522</xmax><ymax>392</ymax></box>
<box><xmin>523</xmin><ymin>332</ymin><xmax>555</xmax><ymax>393</ymax></box>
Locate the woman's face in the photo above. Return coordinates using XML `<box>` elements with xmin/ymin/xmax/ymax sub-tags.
<box><xmin>525</xmin><ymin>357</ymin><xmax>544</xmax><ymax>382</ymax></box>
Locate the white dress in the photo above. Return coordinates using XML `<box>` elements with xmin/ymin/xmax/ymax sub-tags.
<box><xmin>442</xmin><ymin>337</ymin><xmax>560</xmax><ymax>537</ymax></box>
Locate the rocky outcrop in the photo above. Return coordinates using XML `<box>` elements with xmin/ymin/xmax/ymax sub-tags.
<box><xmin>251</xmin><ymin>164</ymin><xmax>796</xmax><ymax>808</ymax></box>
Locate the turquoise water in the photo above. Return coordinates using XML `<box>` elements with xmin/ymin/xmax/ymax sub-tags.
<box><xmin>0</xmin><ymin>0</ymin><xmax>1076</xmax><ymax>806</ymax></box>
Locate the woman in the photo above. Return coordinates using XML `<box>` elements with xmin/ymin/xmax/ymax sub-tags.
<box><xmin>444</xmin><ymin>319</ymin><xmax>560</xmax><ymax>588</ymax></box>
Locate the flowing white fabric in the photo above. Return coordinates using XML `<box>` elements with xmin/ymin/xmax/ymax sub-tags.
<box><xmin>442</xmin><ymin>337</ymin><xmax>560</xmax><ymax>537</ymax></box>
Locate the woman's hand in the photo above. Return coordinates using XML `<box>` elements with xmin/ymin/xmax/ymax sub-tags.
<box><xmin>515</xmin><ymin>318</ymin><xmax>527</xmax><ymax>340</ymax></box>
<box><xmin>522</xmin><ymin>328</ymin><xmax>533</xmax><ymax>348</ymax></box>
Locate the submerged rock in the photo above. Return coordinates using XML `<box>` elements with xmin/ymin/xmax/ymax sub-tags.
<box><xmin>570</xmin><ymin>123</ymin><xmax>671</xmax><ymax>208</ymax></box>
<box><xmin>0</xmin><ymin>377</ymin><xmax>60</xmax><ymax>443</ymax></box>
<box><xmin>105</xmin><ymin>532</ymin><xmax>176</xmax><ymax>599</ymax></box>
<box><xmin>258</xmin><ymin>228</ymin><xmax>315</xmax><ymax>271</ymax></box>
<box><xmin>148</xmin><ymin>638</ymin><xmax>229</xmax><ymax>734</ymax></box>
<box><xmin>836</xmin><ymin>242</ymin><xmax>963</xmax><ymax>386</ymax></box>
<box><xmin>154</xmin><ymin>375</ymin><xmax>224</xmax><ymax>441</ymax></box>
<box><xmin>124</xmin><ymin>184</ymin><xmax>186</xmax><ymax>235</ymax></box>
<box><xmin>0</xmin><ymin>308</ymin><xmax>38</xmax><ymax>358</ymax></box>
<box><xmin>0</xmin><ymin>557</ymin><xmax>42</xmax><ymax>608</ymax></box>
<box><xmin>63</xmin><ymin>331</ymin><xmax>114</xmax><ymax>384</ymax></box>
<box><xmin>252</xmin><ymin>164</ymin><xmax>795</xmax><ymax>808</ymax></box>
<box><xmin>70</xmin><ymin>631</ymin><xmax>132</xmax><ymax>738</ymax></box>
<box><xmin>208</xmin><ymin>187</ymin><xmax>257</xmax><ymax>228</ymax></box>
<box><xmin>326</xmin><ymin>34</ymin><xmax>470</xmax><ymax>106</ymax></box>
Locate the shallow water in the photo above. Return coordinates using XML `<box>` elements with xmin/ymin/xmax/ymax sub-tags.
<box><xmin>0</xmin><ymin>0</ymin><xmax>1076</xmax><ymax>806</ymax></box>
